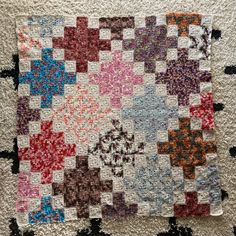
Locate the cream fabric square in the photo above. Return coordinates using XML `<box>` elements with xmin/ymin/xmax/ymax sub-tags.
<box><xmin>29</xmin><ymin>96</ymin><xmax>41</xmax><ymax>109</ymax></box>
<box><xmin>52</xmin><ymin>195</ymin><xmax>64</xmax><ymax>209</ymax></box>
<box><xmin>89</xmin><ymin>205</ymin><xmax>102</xmax><ymax>218</ymax></box>
<box><xmin>40</xmin><ymin>184</ymin><xmax>52</xmax><ymax>196</ymax></box>
<box><xmin>178</xmin><ymin>37</ymin><xmax>190</xmax><ymax>48</ymax></box>
<box><xmin>156</xmin><ymin>61</ymin><xmax>167</xmax><ymax>73</ymax></box>
<box><xmin>30</xmin><ymin>172</ymin><xmax>41</xmax><ymax>185</ymax></box>
<box><xmin>133</xmin><ymin>131</ymin><xmax>145</xmax><ymax>143</ymax></box>
<box><xmin>64</xmin><ymin>156</ymin><xmax>76</xmax><ymax>169</ymax></box>
<box><xmin>200</xmin><ymin>82</ymin><xmax>212</xmax><ymax>92</ymax></box>
<box><xmin>161</xmin><ymin>204</ymin><xmax>174</xmax><ymax>217</ymax></box>
<box><xmin>28</xmin><ymin>25</ymin><xmax>41</xmax><ymax>38</ymax></box>
<box><xmin>167</xmin><ymin>25</ymin><xmax>178</xmax><ymax>37</ymax></box>
<box><xmin>198</xmin><ymin>191</ymin><xmax>210</xmax><ymax>203</ymax></box>
<box><xmin>29</xmin><ymin>121</ymin><xmax>41</xmax><ymax>134</ymax></box>
<box><xmin>171</xmin><ymin>167</ymin><xmax>184</xmax><ymax>181</ymax></box>
<box><xmin>100</xmin><ymin>166</ymin><xmax>113</xmax><ymax>180</ymax></box>
<box><xmin>122</xmin><ymin>50</ymin><xmax>134</xmax><ymax>62</ymax></box>
<box><xmin>64</xmin><ymin>84</ymin><xmax>77</xmax><ymax>96</ymax></box>
<box><xmin>156</xmin><ymin>130</ymin><xmax>169</xmax><ymax>142</ymax></box>
<box><xmin>135</xmin><ymin>17</ymin><xmax>145</xmax><ymax>28</ymax></box>
<box><xmin>167</xmin><ymin>49</ymin><xmax>178</xmax><ymax>60</ymax></box>
<box><xmin>206</xmin><ymin>153</ymin><xmax>218</xmax><ymax>164</ymax></box>
<box><xmin>189</xmin><ymin>93</ymin><xmax>201</xmax><ymax>106</ymax></box>
<box><xmin>17</xmin><ymin>212</ymin><xmax>29</xmax><ymax>226</ymax></box>
<box><xmin>122</xmin><ymin>120</ymin><xmax>134</xmax><ymax>133</ymax></box>
<box><xmin>19</xmin><ymin>60</ymin><xmax>31</xmax><ymax>72</ymax></box>
<box><xmin>53</xmin><ymin>170</ymin><xmax>64</xmax><ymax>183</ymax></box>
<box><xmin>88</xmin><ymin>131</ymin><xmax>99</xmax><ymax>143</ymax></box>
<box><xmin>101</xmin><ymin>192</ymin><xmax>113</xmax><ymax>205</ymax></box>
<box><xmin>123</xmin><ymin>28</ymin><xmax>135</xmax><ymax>39</ymax></box>
<box><xmin>64</xmin><ymin>17</ymin><xmax>77</xmax><ymax>27</ymax></box>
<box><xmin>178</xmin><ymin>106</ymin><xmax>190</xmax><ymax>118</ymax></box>
<box><xmin>64</xmin><ymin>207</ymin><xmax>78</xmax><ymax>221</ymax></box>
<box><xmin>144</xmin><ymin>74</ymin><xmax>155</xmax><ymax>84</ymax></box>
<box><xmin>41</xmin><ymin>38</ymin><xmax>53</xmax><ymax>48</ymax></box>
<box><xmin>166</xmin><ymin>95</ymin><xmax>178</xmax><ymax>107</ymax></box>
<box><xmin>20</xmin><ymin>160</ymin><xmax>31</xmax><ymax>172</ymax></box>
<box><xmin>18</xmin><ymin>135</ymin><xmax>29</xmax><ymax>148</ymax></box>
<box><xmin>135</xmin><ymin>155</ymin><xmax>147</xmax><ymax>168</ymax></box>
<box><xmin>188</xmin><ymin>48</ymin><xmax>201</xmax><ymax>60</ymax></box>
<box><xmin>99</xmin><ymin>51</ymin><xmax>112</xmax><ymax>61</ymax></box>
<box><xmin>195</xmin><ymin>166</ymin><xmax>208</xmax><ymax>179</ymax></box>
<box><xmin>88</xmin><ymin>17</ymin><xmax>99</xmax><ymax>28</ymax></box>
<box><xmin>145</xmin><ymin>142</ymin><xmax>157</xmax><ymax>154</ymax></box>
<box><xmin>189</xmin><ymin>25</ymin><xmax>204</xmax><ymax>37</ymax></box>
<box><xmin>137</xmin><ymin>202</ymin><xmax>150</xmax><ymax>216</ymax></box>
<box><xmin>112</xmin><ymin>177</ymin><xmax>124</xmax><ymax>192</ymax></box>
<box><xmin>111</xmin><ymin>40</ymin><xmax>122</xmax><ymax>50</ymax></box>
<box><xmin>88</xmin><ymin>84</ymin><xmax>99</xmax><ymax>96</ymax></box>
<box><xmin>210</xmin><ymin>203</ymin><xmax>223</xmax><ymax>216</ymax></box>
<box><xmin>156</xmin><ymin>84</ymin><xmax>167</xmax><ymax>96</ymax></box>
<box><xmin>168</xmin><ymin>118</ymin><xmax>179</xmax><ymax>130</ymax></box>
<box><xmin>123</xmin><ymin>163</ymin><xmax>136</xmax><ymax>178</ymax></box>
<box><xmin>53</xmin><ymin>49</ymin><xmax>64</xmax><ymax>60</ymax></box>
<box><xmin>121</xmin><ymin>96</ymin><xmax>133</xmax><ymax>108</ymax></box>
<box><xmin>99</xmin><ymin>29</ymin><xmax>111</xmax><ymax>40</ymax></box>
<box><xmin>88</xmin><ymin>155</ymin><xmax>101</xmax><ymax>169</ymax></box>
<box><xmin>76</xmin><ymin>73</ymin><xmax>88</xmax><ymax>84</ymax></box>
<box><xmin>173</xmin><ymin>191</ymin><xmax>186</xmax><ymax>204</ymax></box>
<box><xmin>133</xmin><ymin>62</ymin><xmax>144</xmax><ymax>75</ymax></box>
<box><xmin>29</xmin><ymin>198</ymin><xmax>41</xmax><ymax>212</ymax></box>
<box><xmin>125</xmin><ymin>190</ymin><xmax>137</xmax><ymax>203</ymax></box>
<box><xmin>30</xmin><ymin>49</ymin><xmax>42</xmax><ymax>60</ymax></box>
<box><xmin>52</xmin><ymin>95</ymin><xmax>65</xmax><ymax>108</ymax></box>
<box><xmin>199</xmin><ymin>60</ymin><xmax>211</xmax><ymax>71</ymax></box>
<box><xmin>191</xmin><ymin>117</ymin><xmax>202</xmax><ymax>130</ymax></box>
<box><xmin>156</xmin><ymin>15</ymin><xmax>166</xmax><ymax>25</ymax></box>
<box><xmin>88</xmin><ymin>62</ymin><xmax>100</xmax><ymax>73</ymax></box>
<box><xmin>76</xmin><ymin>143</ymin><xmax>88</xmax><ymax>155</ymax></box>
<box><xmin>65</xmin><ymin>61</ymin><xmax>76</xmax><ymax>72</ymax></box>
<box><xmin>133</xmin><ymin>85</ymin><xmax>145</xmax><ymax>96</ymax></box>
<box><xmin>184</xmin><ymin>179</ymin><xmax>196</xmax><ymax>192</ymax></box>
<box><xmin>201</xmin><ymin>15</ymin><xmax>213</xmax><ymax>27</ymax></box>
<box><xmin>158</xmin><ymin>155</ymin><xmax>171</xmax><ymax>169</ymax></box>
<box><xmin>52</xmin><ymin>26</ymin><xmax>64</xmax><ymax>37</ymax></box>
<box><xmin>18</xmin><ymin>84</ymin><xmax>30</xmax><ymax>96</ymax></box>
<box><xmin>52</xmin><ymin>121</ymin><xmax>65</xmax><ymax>132</ymax></box>
<box><xmin>203</xmin><ymin>130</ymin><xmax>216</xmax><ymax>141</ymax></box>
<box><xmin>64</xmin><ymin>132</ymin><xmax>77</xmax><ymax>144</ymax></box>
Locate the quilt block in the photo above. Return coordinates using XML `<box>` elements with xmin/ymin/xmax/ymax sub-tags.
<box><xmin>16</xmin><ymin>13</ymin><xmax>223</xmax><ymax>225</ymax></box>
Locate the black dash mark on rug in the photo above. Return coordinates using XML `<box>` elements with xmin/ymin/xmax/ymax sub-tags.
<box><xmin>221</xmin><ymin>189</ymin><xmax>229</xmax><ymax>201</ymax></box>
<box><xmin>229</xmin><ymin>146</ymin><xmax>236</xmax><ymax>157</ymax></box>
<box><xmin>77</xmin><ymin>219</ymin><xmax>111</xmax><ymax>236</ymax></box>
<box><xmin>157</xmin><ymin>217</ymin><xmax>193</xmax><ymax>236</ymax></box>
<box><xmin>213</xmin><ymin>103</ymin><xmax>225</xmax><ymax>112</ymax></box>
<box><xmin>9</xmin><ymin>218</ymin><xmax>34</xmax><ymax>236</ymax></box>
<box><xmin>233</xmin><ymin>226</ymin><xmax>236</xmax><ymax>236</ymax></box>
<box><xmin>0</xmin><ymin>54</ymin><xmax>19</xmax><ymax>90</ymax></box>
<box><xmin>211</xmin><ymin>29</ymin><xmax>221</xmax><ymax>40</ymax></box>
<box><xmin>0</xmin><ymin>138</ymin><xmax>19</xmax><ymax>174</ymax></box>
<box><xmin>224</xmin><ymin>66</ymin><xmax>236</xmax><ymax>75</ymax></box>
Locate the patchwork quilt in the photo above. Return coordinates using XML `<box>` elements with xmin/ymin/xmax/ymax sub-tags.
<box><xmin>16</xmin><ymin>13</ymin><xmax>223</xmax><ymax>225</ymax></box>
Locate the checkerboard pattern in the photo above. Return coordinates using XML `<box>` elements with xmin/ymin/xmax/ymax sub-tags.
<box><xmin>16</xmin><ymin>13</ymin><xmax>222</xmax><ymax>226</ymax></box>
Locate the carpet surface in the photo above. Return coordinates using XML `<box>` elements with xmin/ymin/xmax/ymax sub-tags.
<box><xmin>15</xmin><ymin>13</ymin><xmax>223</xmax><ymax>226</ymax></box>
<box><xmin>0</xmin><ymin>0</ymin><xmax>236</xmax><ymax>235</ymax></box>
